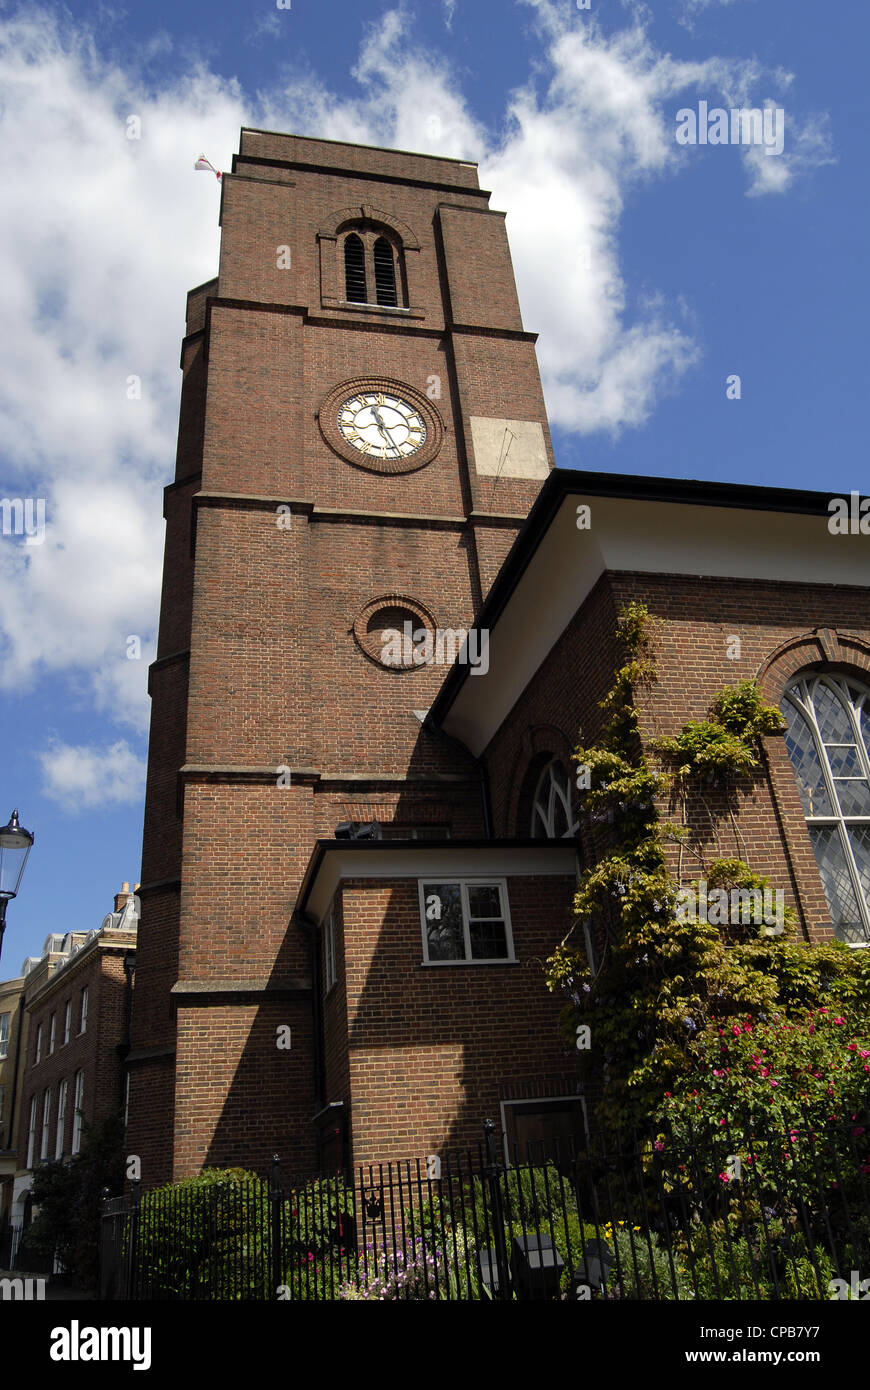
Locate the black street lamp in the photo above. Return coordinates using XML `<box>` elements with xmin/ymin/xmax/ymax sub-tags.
<box><xmin>0</xmin><ymin>809</ymin><xmax>34</xmax><ymax>961</ymax></box>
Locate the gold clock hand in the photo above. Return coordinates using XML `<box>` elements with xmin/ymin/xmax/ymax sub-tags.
<box><xmin>372</xmin><ymin>405</ymin><xmax>399</xmax><ymax>450</ymax></box>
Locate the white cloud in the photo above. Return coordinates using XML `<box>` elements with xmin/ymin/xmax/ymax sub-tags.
<box><xmin>0</xmin><ymin>3</ymin><xmax>834</xmax><ymax>749</ymax></box>
<box><xmin>37</xmin><ymin>738</ymin><xmax>147</xmax><ymax>810</ymax></box>
<box><xmin>742</xmin><ymin>108</ymin><xmax>836</xmax><ymax>197</ymax></box>
<box><xmin>0</xmin><ymin>8</ymin><xmax>247</xmax><ymax>730</ymax></box>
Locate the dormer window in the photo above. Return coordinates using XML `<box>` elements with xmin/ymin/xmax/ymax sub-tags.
<box><xmin>340</xmin><ymin>226</ymin><xmax>405</xmax><ymax>308</ymax></box>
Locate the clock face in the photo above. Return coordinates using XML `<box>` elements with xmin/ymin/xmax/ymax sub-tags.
<box><xmin>337</xmin><ymin>391</ymin><xmax>427</xmax><ymax>462</ymax></box>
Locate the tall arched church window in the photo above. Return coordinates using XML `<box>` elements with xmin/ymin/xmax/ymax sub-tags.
<box><xmin>373</xmin><ymin>237</ymin><xmax>398</xmax><ymax>306</ymax></box>
<box><xmin>531</xmin><ymin>759</ymin><xmax>578</xmax><ymax>839</ymax></box>
<box><xmin>782</xmin><ymin>673</ymin><xmax>870</xmax><ymax>944</ymax></box>
<box><xmin>344</xmin><ymin>233</ymin><xmax>367</xmax><ymax>303</ymax></box>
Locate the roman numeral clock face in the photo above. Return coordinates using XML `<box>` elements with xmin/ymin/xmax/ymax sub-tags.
<box><xmin>319</xmin><ymin>378</ymin><xmax>443</xmax><ymax>475</ymax></box>
<box><xmin>338</xmin><ymin>392</ymin><xmax>426</xmax><ymax>461</ymax></box>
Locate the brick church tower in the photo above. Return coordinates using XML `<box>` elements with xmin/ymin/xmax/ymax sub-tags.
<box><xmin>127</xmin><ymin>129</ymin><xmax>557</xmax><ymax>1183</ymax></box>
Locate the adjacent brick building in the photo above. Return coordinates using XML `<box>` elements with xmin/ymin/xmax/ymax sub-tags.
<box><xmin>127</xmin><ymin>127</ymin><xmax>870</xmax><ymax>1185</ymax></box>
<box><xmin>6</xmin><ymin>886</ymin><xmax>137</xmax><ymax>1260</ymax></box>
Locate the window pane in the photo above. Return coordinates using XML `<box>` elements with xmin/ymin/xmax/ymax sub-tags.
<box><xmin>844</xmin><ymin>825</ymin><xmax>870</xmax><ymax>943</ymax></box>
<box><xmin>826</xmin><ymin>743</ymin><xmax>861</xmax><ymax>778</ymax></box>
<box><xmin>835</xmin><ymin>779</ymin><xmax>870</xmax><ymax>816</ymax></box>
<box><xmin>467</xmin><ymin>884</ymin><xmax>502</xmax><ymax>919</ymax></box>
<box><xmin>551</xmin><ymin>793</ymin><xmax>568</xmax><ymax>838</ymax></box>
<box><xmin>860</xmin><ymin>703</ymin><xmax>870</xmax><ymax>757</ymax></box>
<box><xmin>809</xmin><ymin>824</ymin><xmax>864</xmax><ymax>941</ymax></box>
<box><xmin>783</xmin><ymin>699</ymin><xmax>832</xmax><ymax>816</ymax></box>
<box><xmin>469</xmin><ymin>918</ymin><xmax>508</xmax><ymax>959</ymax></box>
<box><xmin>813</xmin><ymin>682</ymin><xmax>852</xmax><ymax>743</ymax></box>
<box><xmin>422</xmin><ymin>882</ymin><xmax>464</xmax><ymax>960</ymax></box>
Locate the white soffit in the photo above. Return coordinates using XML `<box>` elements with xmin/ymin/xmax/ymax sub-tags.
<box><xmin>304</xmin><ymin>845</ymin><xmax>578</xmax><ymax>923</ymax></box>
<box><xmin>443</xmin><ymin>493</ymin><xmax>870</xmax><ymax>756</ymax></box>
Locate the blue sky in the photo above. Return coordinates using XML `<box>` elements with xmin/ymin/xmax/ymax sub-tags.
<box><xmin>0</xmin><ymin>0</ymin><xmax>865</xmax><ymax>965</ymax></box>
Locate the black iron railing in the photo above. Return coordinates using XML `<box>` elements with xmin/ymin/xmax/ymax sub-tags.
<box><xmin>100</xmin><ymin>1112</ymin><xmax>870</xmax><ymax>1301</ymax></box>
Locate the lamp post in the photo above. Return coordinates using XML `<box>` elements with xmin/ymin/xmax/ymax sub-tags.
<box><xmin>0</xmin><ymin>809</ymin><xmax>34</xmax><ymax>963</ymax></box>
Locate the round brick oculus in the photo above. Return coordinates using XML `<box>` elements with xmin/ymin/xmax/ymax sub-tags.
<box><xmin>353</xmin><ymin>594</ymin><xmax>438</xmax><ymax>670</ymax></box>
<box><xmin>318</xmin><ymin>377</ymin><xmax>443</xmax><ymax>474</ymax></box>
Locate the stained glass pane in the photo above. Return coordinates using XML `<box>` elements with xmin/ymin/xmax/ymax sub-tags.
<box><xmin>808</xmin><ymin>825</ymin><xmax>864</xmax><ymax>942</ymax></box>
<box><xmin>844</xmin><ymin>826</ymin><xmax>870</xmax><ymax>944</ymax></box>
<box><xmin>422</xmin><ymin>882</ymin><xmax>464</xmax><ymax>960</ymax></box>
<box><xmin>783</xmin><ymin>699</ymin><xmax>832</xmax><ymax>816</ymax></box>
<box><xmin>826</xmin><ymin>744</ymin><xmax>861</xmax><ymax>777</ymax></box>
<box><xmin>812</xmin><ymin>682</ymin><xmax>852</xmax><ymax>743</ymax></box>
<box><xmin>861</xmin><ymin>703</ymin><xmax>870</xmax><ymax>759</ymax></box>
<box><xmin>835</xmin><ymin>779</ymin><xmax>870</xmax><ymax>816</ymax></box>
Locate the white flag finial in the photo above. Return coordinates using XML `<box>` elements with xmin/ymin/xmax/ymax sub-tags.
<box><xmin>194</xmin><ymin>154</ymin><xmax>222</xmax><ymax>181</ymax></box>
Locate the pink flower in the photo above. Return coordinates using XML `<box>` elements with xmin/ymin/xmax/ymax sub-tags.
<box><xmin>718</xmin><ymin>1172</ymin><xmax>730</xmax><ymax>1183</ymax></box>
<box><xmin>833</xmin><ymin>1017</ymin><xmax>846</xmax><ymax>1026</ymax></box>
<box><xmin>719</xmin><ymin>1119</ymin><xmax>726</xmax><ymax>1126</ymax></box>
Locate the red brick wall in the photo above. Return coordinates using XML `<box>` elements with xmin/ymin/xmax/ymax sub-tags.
<box><xmin>130</xmin><ymin>130</ymin><xmax>551</xmax><ymax>1181</ymax></box>
<box><xmin>332</xmin><ymin>875</ymin><xmax>577</xmax><ymax>1166</ymax></box>
<box><xmin>18</xmin><ymin>942</ymin><xmax>131</xmax><ymax>1167</ymax></box>
<box><xmin>483</xmin><ymin>571</ymin><xmax>870</xmax><ymax>945</ymax></box>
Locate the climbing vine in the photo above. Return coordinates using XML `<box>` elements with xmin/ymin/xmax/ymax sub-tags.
<box><xmin>546</xmin><ymin>602</ymin><xmax>870</xmax><ymax>1134</ymax></box>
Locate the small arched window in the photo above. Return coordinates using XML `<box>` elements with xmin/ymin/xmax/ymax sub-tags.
<box><xmin>373</xmin><ymin>237</ymin><xmax>398</xmax><ymax>307</ymax></box>
<box><xmin>344</xmin><ymin>233</ymin><xmax>367</xmax><ymax>303</ymax></box>
<box><xmin>782</xmin><ymin>673</ymin><xmax>870</xmax><ymax>944</ymax></box>
<box><xmin>531</xmin><ymin>759</ymin><xmax>578</xmax><ymax>839</ymax></box>
<box><xmin>340</xmin><ymin>227</ymin><xmax>405</xmax><ymax>308</ymax></box>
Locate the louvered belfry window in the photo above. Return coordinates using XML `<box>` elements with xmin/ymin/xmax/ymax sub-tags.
<box><xmin>341</xmin><ymin>227</ymin><xmax>404</xmax><ymax>307</ymax></box>
<box><xmin>373</xmin><ymin>237</ymin><xmax>398</xmax><ymax>306</ymax></box>
<box><xmin>344</xmin><ymin>233</ymin><xmax>367</xmax><ymax>303</ymax></box>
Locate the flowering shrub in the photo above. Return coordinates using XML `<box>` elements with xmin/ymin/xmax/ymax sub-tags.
<box><xmin>659</xmin><ymin>1008</ymin><xmax>870</xmax><ymax>1144</ymax></box>
<box><xmin>337</xmin><ymin>1239</ymin><xmax>440</xmax><ymax>1300</ymax></box>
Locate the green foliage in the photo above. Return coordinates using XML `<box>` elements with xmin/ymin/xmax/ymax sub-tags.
<box><xmin>546</xmin><ymin>601</ymin><xmax>870</xmax><ymax>1136</ymax></box>
<box><xmin>285</xmin><ymin>1174</ymin><xmax>355</xmax><ymax>1257</ymax></box>
<box><xmin>659</xmin><ymin>1008</ymin><xmax>870</xmax><ymax>1149</ymax></box>
<box><xmin>25</xmin><ymin>1110</ymin><xmax>125</xmax><ymax>1290</ymax></box>
<box><xmin>654</xmin><ymin>680</ymin><xmax>785</xmax><ymax>784</ymax></box>
<box><xmin>135</xmin><ymin>1168</ymin><xmax>271</xmax><ymax>1299</ymax></box>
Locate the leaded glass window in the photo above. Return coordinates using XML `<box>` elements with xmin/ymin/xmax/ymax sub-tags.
<box><xmin>782</xmin><ymin>674</ymin><xmax>870</xmax><ymax>944</ymax></box>
<box><xmin>531</xmin><ymin>759</ymin><xmax>579</xmax><ymax>839</ymax></box>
